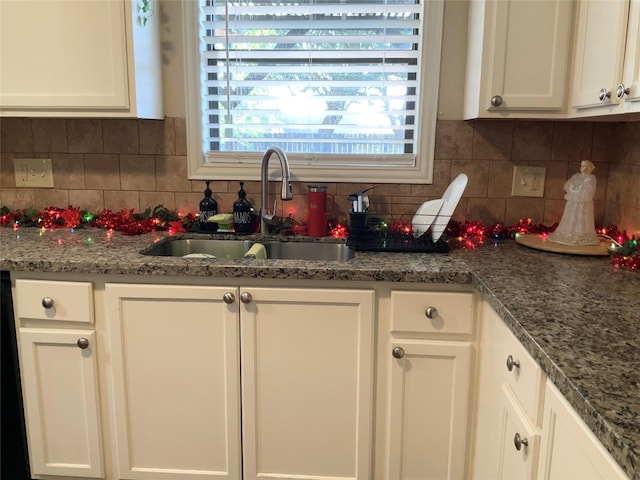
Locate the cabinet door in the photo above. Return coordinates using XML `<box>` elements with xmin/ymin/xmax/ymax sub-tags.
<box><xmin>497</xmin><ymin>385</ymin><xmax>540</xmax><ymax>480</ymax></box>
<box><xmin>0</xmin><ymin>1</ymin><xmax>129</xmax><ymax>110</ymax></box>
<box><xmin>465</xmin><ymin>0</ymin><xmax>573</xmax><ymax>117</ymax></box>
<box><xmin>387</xmin><ymin>340</ymin><xmax>472</xmax><ymax>480</ymax></box>
<box><xmin>105</xmin><ymin>284</ymin><xmax>241</xmax><ymax>480</ymax></box>
<box><xmin>240</xmin><ymin>287</ymin><xmax>375</xmax><ymax>480</ymax></box>
<box><xmin>19</xmin><ymin>328</ymin><xmax>103</xmax><ymax>478</ymax></box>
<box><xmin>572</xmin><ymin>0</ymin><xmax>630</xmax><ymax>109</ymax></box>
<box><xmin>537</xmin><ymin>380</ymin><xmax>628</xmax><ymax>480</ymax></box>
<box><xmin>622</xmin><ymin>0</ymin><xmax>640</xmax><ymax>104</ymax></box>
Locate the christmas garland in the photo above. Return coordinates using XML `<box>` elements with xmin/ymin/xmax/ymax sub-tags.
<box><xmin>1</xmin><ymin>205</ymin><xmax>637</xmax><ymax>271</ymax></box>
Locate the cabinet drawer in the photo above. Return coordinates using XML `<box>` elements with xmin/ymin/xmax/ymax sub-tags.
<box><xmin>390</xmin><ymin>291</ymin><xmax>473</xmax><ymax>336</ymax></box>
<box><xmin>500</xmin><ymin>324</ymin><xmax>545</xmax><ymax>425</ymax></box>
<box><xmin>16</xmin><ymin>280</ymin><xmax>94</xmax><ymax>324</ymax></box>
<box><xmin>498</xmin><ymin>385</ymin><xmax>540</xmax><ymax>480</ymax></box>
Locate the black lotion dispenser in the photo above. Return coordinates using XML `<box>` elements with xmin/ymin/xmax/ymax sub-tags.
<box><xmin>233</xmin><ymin>181</ymin><xmax>253</xmax><ymax>234</ymax></box>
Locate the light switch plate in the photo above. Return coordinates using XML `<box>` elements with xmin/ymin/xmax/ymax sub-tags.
<box><xmin>512</xmin><ymin>166</ymin><xmax>545</xmax><ymax>197</ymax></box>
<box><xmin>13</xmin><ymin>158</ymin><xmax>54</xmax><ymax>188</ymax></box>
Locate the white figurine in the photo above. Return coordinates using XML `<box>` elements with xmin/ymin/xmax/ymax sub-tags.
<box><xmin>548</xmin><ymin>160</ymin><xmax>599</xmax><ymax>246</ymax></box>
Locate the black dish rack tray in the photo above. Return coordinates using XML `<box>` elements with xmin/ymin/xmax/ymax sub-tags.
<box><xmin>347</xmin><ymin>230</ymin><xmax>449</xmax><ymax>253</ymax></box>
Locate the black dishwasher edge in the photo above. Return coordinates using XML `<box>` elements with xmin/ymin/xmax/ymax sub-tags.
<box><xmin>1</xmin><ymin>270</ymin><xmax>32</xmax><ymax>479</ymax></box>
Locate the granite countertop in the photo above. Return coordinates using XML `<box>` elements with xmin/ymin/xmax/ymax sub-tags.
<box><xmin>1</xmin><ymin>227</ymin><xmax>639</xmax><ymax>479</ymax></box>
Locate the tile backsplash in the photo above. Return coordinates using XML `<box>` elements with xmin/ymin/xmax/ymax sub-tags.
<box><xmin>1</xmin><ymin>117</ymin><xmax>639</xmax><ymax>236</ymax></box>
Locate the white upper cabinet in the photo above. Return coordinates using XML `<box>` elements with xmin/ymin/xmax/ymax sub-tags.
<box><xmin>464</xmin><ymin>0</ymin><xmax>575</xmax><ymax>119</ymax></box>
<box><xmin>0</xmin><ymin>0</ymin><xmax>162</xmax><ymax>118</ymax></box>
<box><xmin>571</xmin><ymin>0</ymin><xmax>640</xmax><ymax>115</ymax></box>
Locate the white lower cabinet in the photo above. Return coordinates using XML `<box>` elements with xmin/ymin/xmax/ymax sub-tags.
<box><xmin>18</xmin><ymin>328</ymin><xmax>104</xmax><ymax>478</ymax></box>
<box><xmin>537</xmin><ymin>380</ymin><xmax>629</xmax><ymax>480</ymax></box>
<box><xmin>384</xmin><ymin>290</ymin><xmax>475</xmax><ymax>480</ymax></box>
<box><xmin>105</xmin><ymin>283</ymin><xmax>375</xmax><ymax>480</ymax></box>
<box><xmin>471</xmin><ymin>301</ymin><xmax>629</xmax><ymax>480</ymax></box>
<box><xmin>104</xmin><ymin>284</ymin><xmax>242</xmax><ymax>479</ymax></box>
<box><xmin>13</xmin><ymin>279</ymin><xmax>103</xmax><ymax>479</ymax></box>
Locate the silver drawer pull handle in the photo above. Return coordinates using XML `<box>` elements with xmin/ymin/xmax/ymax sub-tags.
<box><xmin>42</xmin><ymin>297</ymin><xmax>54</xmax><ymax>309</ymax></box>
<box><xmin>240</xmin><ymin>292</ymin><xmax>253</xmax><ymax>304</ymax></box>
<box><xmin>506</xmin><ymin>355</ymin><xmax>520</xmax><ymax>371</ymax></box>
<box><xmin>222</xmin><ymin>292</ymin><xmax>235</xmax><ymax>304</ymax></box>
<box><xmin>514</xmin><ymin>432</ymin><xmax>528</xmax><ymax>451</ymax></box>
<box><xmin>424</xmin><ymin>307</ymin><xmax>438</xmax><ymax>319</ymax></box>
<box><xmin>77</xmin><ymin>338</ymin><xmax>89</xmax><ymax>349</ymax></box>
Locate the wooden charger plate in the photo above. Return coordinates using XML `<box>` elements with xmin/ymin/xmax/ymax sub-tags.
<box><xmin>515</xmin><ymin>233</ymin><xmax>610</xmax><ymax>256</ymax></box>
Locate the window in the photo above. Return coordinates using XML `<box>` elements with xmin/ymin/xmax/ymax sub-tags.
<box><xmin>184</xmin><ymin>0</ymin><xmax>444</xmax><ymax>183</ymax></box>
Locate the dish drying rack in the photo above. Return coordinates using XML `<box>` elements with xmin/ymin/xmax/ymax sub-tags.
<box><xmin>347</xmin><ymin>229</ymin><xmax>449</xmax><ymax>253</ymax></box>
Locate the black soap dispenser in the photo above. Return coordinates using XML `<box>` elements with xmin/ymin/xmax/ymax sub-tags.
<box><xmin>233</xmin><ymin>181</ymin><xmax>253</xmax><ymax>235</ymax></box>
<box><xmin>199</xmin><ymin>180</ymin><xmax>218</xmax><ymax>230</ymax></box>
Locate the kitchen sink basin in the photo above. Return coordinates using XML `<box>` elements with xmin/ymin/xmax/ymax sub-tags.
<box><xmin>264</xmin><ymin>241</ymin><xmax>354</xmax><ymax>261</ymax></box>
<box><xmin>140</xmin><ymin>238</ymin><xmax>354</xmax><ymax>261</ymax></box>
<box><xmin>141</xmin><ymin>239</ymin><xmax>254</xmax><ymax>259</ymax></box>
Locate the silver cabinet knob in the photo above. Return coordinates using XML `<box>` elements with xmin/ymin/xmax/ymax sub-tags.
<box><xmin>514</xmin><ymin>432</ymin><xmax>528</xmax><ymax>451</ymax></box>
<box><xmin>424</xmin><ymin>306</ymin><xmax>438</xmax><ymax>319</ymax></box>
<box><xmin>240</xmin><ymin>292</ymin><xmax>253</xmax><ymax>304</ymax></box>
<box><xmin>490</xmin><ymin>95</ymin><xmax>503</xmax><ymax>107</ymax></box>
<box><xmin>41</xmin><ymin>297</ymin><xmax>54</xmax><ymax>309</ymax></box>
<box><xmin>222</xmin><ymin>292</ymin><xmax>236</xmax><ymax>304</ymax></box>
<box><xmin>616</xmin><ymin>83</ymin><xmax>630</xmax><ymax>99</ymax></box>
<box><xmin>506</xmin><ymin>355</ymin><xmax>520</xmax><ymax>371</ymax></box>
<box><xmin>392</xmin><ymin>347</ymin><xmax>405</xmax><ymax>359</ymax></box>
<box><xmin>77</xmin><ymin>338</ymin><xmax>89</xmax><ymax>349</ymax></box>
<box><xmin>598</xmin><ymin>88</ymin><xmax>611</xmax><ymax>102</ymax></box>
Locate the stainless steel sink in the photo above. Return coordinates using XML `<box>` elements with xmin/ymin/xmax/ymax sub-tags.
<box><xmin>140</xmin><ymin>238</ymin><xmax>354</xmax><ymax>261</ymax></box>
<box><xmin>264</xmin><ymin>241</ymin><xmax>354</xmax><ymax>261</ymax></box>
<box><xmin>140</xmin><ymin>239</ymin><xmax>254</xmax><ymax>259</ymax></box>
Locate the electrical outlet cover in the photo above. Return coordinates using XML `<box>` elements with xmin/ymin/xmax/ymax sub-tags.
<box><xmin>512</xmin><ymin>166</ymin><xmax>546</xmax><ymax>197</ymax></box>
<box><xmin>13</xmin><ymin>158</ymin><xmax>54</xmax><ymax>188</ymax></box>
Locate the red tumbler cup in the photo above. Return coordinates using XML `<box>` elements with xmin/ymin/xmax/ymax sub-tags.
<box><xmin>307</xmin><ymin>186</ymin><xmax>334</xmax><ymax>237</ymax></box>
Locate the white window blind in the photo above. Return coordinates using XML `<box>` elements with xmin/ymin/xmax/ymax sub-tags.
<box><xmin>185</xmin><ymin>0</ymin><xmax>443</xmax><ymax>182</ymax></box>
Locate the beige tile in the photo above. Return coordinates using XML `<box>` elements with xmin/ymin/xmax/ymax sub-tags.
<box><xmin>1</xmin><ymin>152</ymin><xmax>15</xmax><ymax>188</ymax></box>
<box><xmin>1</xmin><ymin>188</ymin><xmax>35</xmax><ymax>210</ymax></box>
<box><xmin>591</xmin><ymin>122</ymin><xmax>626</xmax><ymax>164</ymax></box>
<box><xmin>120</xmin><ymin>155</ymin><xmax>156</xmax><ymax>191</ymax></box>
<box><xmin>410</xmin><ymin>160</ymin><xmax>452</xmax><ymax>198</ymax></box>
<box><xmin>473</xmin><ymin>120</ymin><xmax>514</xmax><ymax>160</ymax></box>
<box><xmin>32</xmin><ymin>119</ymin><xmax>68</xmax><ymax>153</ymax></box>
<box><xmin>69</xmin><ymin>190</ymin><xmax>104</xmax><ymax>212</ymax></box>
<box><xmin>0</xmin><ymin>118</ymin><xmax>33</xmax><ymax>152</ymax></box>
<box><xmin>487</xmin><ymin>160</ymin><xmax>515</xmax><ymax>198</ymax></box>
<box><xmin>452</xmin><ymin>159</ymin><xmax>489</xmax><ymax>197</ymax></box>
<box><xmin>103</xmin><ymin>119</ymin><xmax>139</xmax><ymax>154</ymax></box>
<box><xmin>84</xmin><ymin>154</ymin><xmax>120</xmax><ymax>190</ymax></box>
<box><xmin>512</xmin><ymin>121</ymin><xmax>553</xmax><ymax>161</ymax></box>
<box><xmin>34</xmin><ymin>189</ymin><xmax>70</xmax><ymax>209</ymax></box>
<box><xmin>543</xmin><ymin>199</ymin><xmax>565</xmax><ymax>225</ymax></box>
<box><xmin>140</xmin><ymin>191</ymin><xmax>176</xmax><ymax>212</ymax></box>
<box><xmin>156</xmin><ymin>155</ymin><xmax>191</xmax><ymax>192</ymax></box>
<box><xmin>175</xmin><ymin>117</ymin><xmax>187</xmax><ymax>156</ymax></box>
<box><xmin>104</xmin><ymin>190</ymin><xmax>140</xmax><ymax>212</ymax></box>
<box><xmin>619</xmin><ymin>122</ymin><xmax>640</xmax><ymax>165</ymax></box>
<box><xmin>216</xmin><ymin>193</ymin><xmax>238</xmax><ymax>214</ymax></box>
<box><xmin>551</xmin><ymin>122</ymin><xmax>594</xmax><ymax>162</ymax></box>
<box><xmin>466</xmin><ymin>198</ymin><xmax>506</xmax><ymax>225</ymax></box>
<box><xmin>175</xmin><ymin>192</ymin><xmax>203</xmax><ymax>215</ymax></box>
<box><xmin>139</xmin><ymin>118</ymin><xmax>176</xmax><ymax>155</ymax></box>
<box><xmin>434</xmin><ymin>120</ymin><xmax>474</xmax><ymax>160</ymax></box>
<box><xmin>68</xmin><ymin>119</ymin><xmax>103</xmax><ymax>153</ymax></box>
<box><xmin>505</xmin><ymin>198</ymin><xmax>545</xmax><ymax>225</ymax></box>
<box><xmin>542</xmin><ymin>162</ymin><xmax>569</xmax><ymax>200</ymax></box>
<box><xmin>51</xmin><ymin>153</ymin><xmax>85</xmax><ymax>189</ymax></box>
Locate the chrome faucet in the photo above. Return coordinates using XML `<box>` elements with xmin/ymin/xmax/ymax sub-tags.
<box><xmin>260</xmin><ymin>146</ymin><xmax>293</xmax><ymax>234</ymax></box>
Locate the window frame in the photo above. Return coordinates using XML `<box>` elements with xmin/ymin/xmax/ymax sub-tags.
<box><xmin>183</xmin><ymin>0</ymin><xmax>444</xmax><ymax>184</ymax></box>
